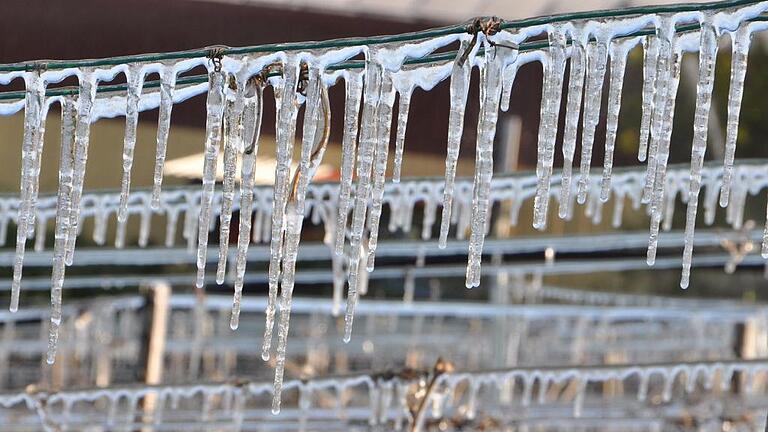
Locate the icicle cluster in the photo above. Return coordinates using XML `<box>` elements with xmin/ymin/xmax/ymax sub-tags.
<box><xmin>0</xmin><ymin>359</ymin><xmax>763</xmax><ymax>430</ymax></box>
<box><xmin>3</xmin><ymin>2</ymin><xmax>768</xmax><ymax>412</ymax></box>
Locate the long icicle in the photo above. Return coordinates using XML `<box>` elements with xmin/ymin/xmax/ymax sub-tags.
<box><xmin>117</xmin><ymin>64</ymin><xmax>146</xmax><ymax>231</ymax></box>
<box><xmin>643</xmin><ymin>18</ymin><xmax>675</xmax><ymax>203</ymax></box>
<box><xmin>334</xmin><ymin>71</ymin><xmax>364</xmax><ymax>256</ymax></box>
<box><xmin>647</xmin><ymin>38</ymin><xmax>682</xmax><ymax>265</ymax></box>
<box><xmin>719</xmin><ymin>24</ymin><xmax>752</xmax><ymax>208</ymax></box>
<box><xmin>47</xmin><ymin>97</ymin><xmax>76</xmax><ymax>364</ymax></box>
<box><xmin>533</xmin><ymin>26</ymin><xmax>566</xmax><ymax>230</ymax></box>
<box><xmin>365</xmin><ymin>74</ymin><xmax>396</xmax><ymax>271</ymax></box>
<box><xmin>11</xmin><ymin>71</ymin><xmax>46</xmax><ymax>312</ymax></box>
<box><xmin>599</xmin><ymin>38</ymin><xmax>631</xmax><ymax>202</ymax></box>
<box><xmin>391</xmin><ymin>86</ymin><xmax>413</xmax><ymax>183</ymax></box>
<box><xmin>195</xmin><ymin>66</ymin><xmax>227</xmax><ymax>288</ymax></box>
<box><xmin>273</xmin><ymin>68</ymin><xmax>330</xmax><ymax>415</ymax></box>
<box><xmin>263</xmin><ymin>57</ymin><xmax>301</xmax><ymax>360</ymax></box>
<box><xmin>637</xmin><ymin>35</ymin><xmax>660</xmax><ymax>162</ymax></box>
<box><xmin>217</xmin><ymin>75</ymin><xmax>247</xmax><ymax>285</ymax></box>
<box><xmin>344</xmin><ymin>55</ymin><xmax>383</xmax><ymax>343</ymax></box>
<box><xmin>27</xmin><ymin>100</ymin><xmax>52</xmax><ymax>241</ymax></box>
<box><xmin>576</xmin><ymin>30</ymin><xmax>611</xmax><ymax>204</ymax></box>
<box><xmin>681</xmin><ymin>19</ymin><xmax>719</xmax><ymax>289</ymax></box>
<box><xmin>230</xmin><ymin>78</ymin><xmax>264</xmax><ymax>330</ymax></box>
<box><xmin>151</xmin><ymin>64</ymin><xmax>178</xmax><ymax>209</ymax></box>
<box><xmin>439</xmin><ymin>39</ymin><xmax>473</xmax><ymax>248</ymax></box>
<box><xmin>216</xmin><ymin>99</ymin><xmax>237</xmax><ymax>284</ymax></box>
<box><xmin>466</xmin><ymin>37</ymin><xmax>516</xmax><ymax>288</ymax></box>
<box><xmin>558</xmin><ymin>28</ymin><xmax>587</xmax><ymax>219</ymax></box>
<box><xmin>64</xmin><ymin>69</ymin><xmax>98</xmax><ymax>267</ymax></box>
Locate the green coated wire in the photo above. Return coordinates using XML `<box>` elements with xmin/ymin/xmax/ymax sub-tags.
<box><xmin>0</xmin><ymin>2</ymin><xmax>764</xmax><ymax>104</ymax></box>
<box><xmin>0</xmin><ymin>0</ymin><xmax>761</xmax><ymax>73</ymax></box>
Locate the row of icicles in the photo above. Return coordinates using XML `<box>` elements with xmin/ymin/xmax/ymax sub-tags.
<box><xmin>4</xmin><ymin>3</ymin><xmax>768</xmax><ymax>412</ymax></box>
<box><xmin>2</xmin><ymin>158</ymin><xmax>765</xmax><ymax>257</ymax></box>
<box><xmin>2</xmin><ymin>360</ymin><xmax>766</xmax><ymax>429</ymax></box>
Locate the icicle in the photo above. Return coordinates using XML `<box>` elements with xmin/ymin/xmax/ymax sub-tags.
<box><xmin>466</xmin><ymin>37</ymin><xmax>515</xmax><ymax>288</ymax></box>
<box><xmin>331</xmin><ymin>249</ymin><xmax>345</xmax><ymax>317</ymax></box>
<box><xmin>165</xmin><ymin>209</ymin><xmax>179</xmax><ymax>247</ymax></box>
<box><xmin>392</xmin><ymin>86</ymin><xmax>413</xmax><ymax>183</ymax></box>
<box><xmin>334</xmin><ymin>71</ymin><xmax>364</xmax><ymax>256</ymax></box>
<box><xmin>217</xmin><ymin>76</ymin><xmax>247</xmax><ymax>286</ymax></box>
<box><xmin>272</xmin><ymin>65</ymin><xmax>329</xmax><ymax>414</ymax></box>
<box><xmin>521</xmin><ymin>375</ymin><xmax>534</xmax><ymax>407</ymax></box>
<box><xmin>648</xmin><ymin>32</ymin><xmax>682</xmax><ymax>265</ymax></box>
<box><xmin>252</xmin><ymin>207</ymin><xmax>263</xmax><ymax>243</ymax></box>
<box><xmin>638</xmin><ymin>35</ymin><xmax>659</xmax><ymax>162</ymax></box>
<box><xmin>294</xmin><ymin>66</ymin><xmax>326</xmax><ymax>216</ymax></box>
<box><xmin>558</xmin><ymin>29</ymin><xmax>587</xmax><ymax>219</ymax></box>
<box><xmin>34</xmin><ymin>217</ymin><xmax>46</xmax><ymax>252</ymax></box>
<box><xmin>64</xmin><ymin>69</ymin><xmax>98</xmax><ymax>267</ymax></box>
<box><xmin>194</xmin><ymin>67</ymin><xmax>227</xmax><ymax>289</ymax></box>
<box><xmin>183</xmin><ymin>192</ymin><xmax>198</xmax><ymax>253</ymax></box>
<box><xmin>681</xmin><ymin>19</ymin><xmax>719</xmax><ymax>289</ymax></box>
<box><xmin>703</xmin><ymin>176</ymin><xmax>719</xmax><ymax>225</ymax></box>
<box><xmin>151</xmin><ymin>64</ymin><xmax>178</xmax><ymax>209</ymax></box>
<box><xmin>402</xmin><ymin>199</ymin><xmax>416</xmax><ymax>234</ymax></box>
<box><xmin>576</xmin><ymin>30</ymin><xmax>611</xmax><ymax>204</ymax></box>
<box><xmin>591</xmin><ymin>195</ymin><xmax>604</xmax><ymax>224</ymax></box>
<box><xmin>599</xmin><ymin>39</ymin><xmax>630</xmax><ymax>202</ymax></box>
<box><xmin>611</xmin><ymin>191</ymin><xmax>625</xmax><ymax>228</ymax></box>
<box><xmin>643</xmin><ymin>19</ymin><xmax>676</xmax><ymax>203</ymax></box>
<box><xmin>138</xmin><ymin>203</ymin><xmax>152</xmax><ymax>247</ymax></box>
<box><xmin>662</xmin><ymin>182</ymin><xmax>677</xmax><ymax>232</ymax></box>
<box><xmin>357</xmin><ymin>240</ymin><xmax>370</xmax><ymax>296</ymax></box>
<box><xmin>719</xmin><ymin>25</ymin><xmax>751</xmax><ymax>208</ymax></box>
<box><xmin>344</xmin><ymin>56</ymin><xmax>384</xmax><ymax>343</ymax></box>
<box><xmin>11</xmin><ymin>71</ymin><xmax>46</xmax><ymax>312</ymax></box>
<box><xmin>366</xmin><ymin>74</ymin><xmax>396</xmax><ymax>271</ymax></box>
<box><xmin>117</xmin><ymin>64</ymin><xmax>145</xmax><ymax>230</ymax></box>
<box><xmin>47</xmin><ymin>97</ymin><xmax>76</xmax><ymax>363</ymax></box>
<box><xmin>115</xmin><ymin>216</ymin><xmax>127</xmax><ymax>249</ymax></box>
<box><xmin>439</xmin><ymin>39</ymin><xmax>473</xmax><ymax>248</ymax></box>
<box><xmin>263</xmin><ymin>57</ymin><xmax>301</xmax><ymax>360</ymax></box>
<box><xmin>92</xmin><ymin>198</ymin><xmax>108</xmax><ymax>245</ymax></box>
<box><xmin>532</xmin><ymin>26</ymin><xmax>566</xmax><ymax>230</ymax></box>
<box><xmin>28</xmin><ymin>100</ymin><xmax>51</xmax><ymax>239</ymax></box>
<box><xmin>230</xmin><ymin>78</ymin><xmax>263</xmax><ymax>330</ymax></box>
<box><xmin>500</xmin><ymin>62</ymin><xmax>519</xmax><ymax>112</ymax></box>
<box><xmin>763</xmin><ymin>201</ymin><xmax>768</xmax><ymax>258</ymax></box>
<box><xmin>729</xmin><ymin>180</ymin><xmax>747</xmax><ymax>229</ymax></box>
<box><xmin>421</xmin><ymin>195</ymin><xmax>437</xmax><ymax>240</ymax></box>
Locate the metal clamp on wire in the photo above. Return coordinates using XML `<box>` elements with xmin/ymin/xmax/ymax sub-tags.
<box><xmin>465</xmin><ymin>16</ymin><xmax>503</xmax><ymax>37</ymax></box>
<box><xmin>458</xmin><ymin>16</ymin><xmax>514</xmax><ymax>66</ymax></box>
<box><xmin>206</xmin><ymin>45</ymin><xmax>229</xmax><ymax>72</ymax></box>
<box><xmin>27</xmin><ymin>61</ymin><xmax>49</xmax><ymax>74</ymax></box>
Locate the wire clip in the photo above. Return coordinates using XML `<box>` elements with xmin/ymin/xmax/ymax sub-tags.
<box><xmin>206</xmin><ymin>45</ymin><xmax>229</xmax><ymax>72</ymax></box>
